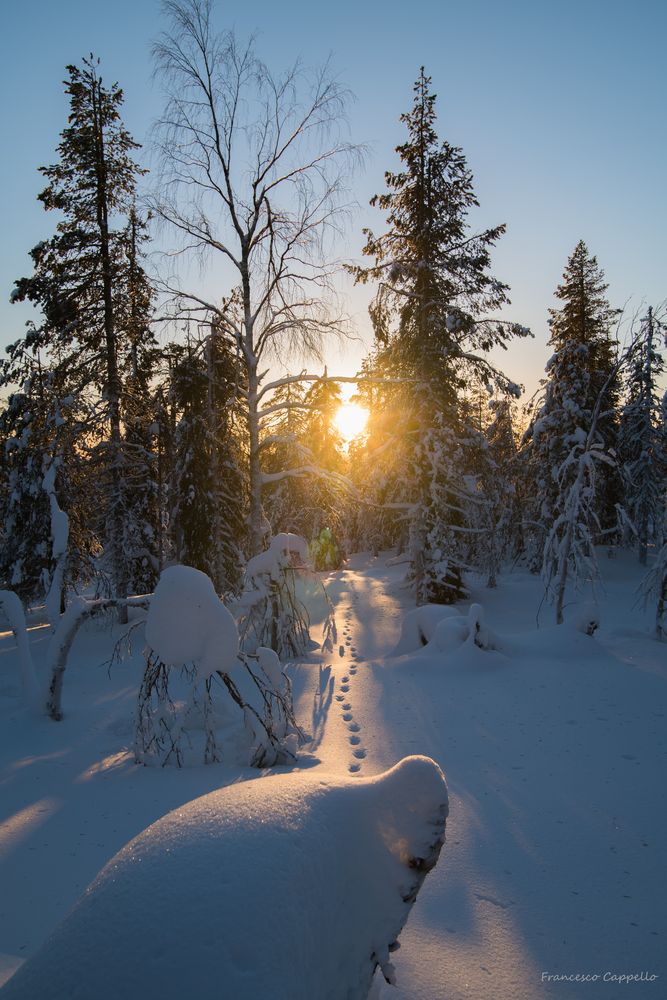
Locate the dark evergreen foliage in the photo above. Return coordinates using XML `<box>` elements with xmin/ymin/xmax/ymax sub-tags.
<box><xmin>169</xmin><ymin>333</ymin><xmax>247</xmax><ymax>597</ymax></box>
<box><xmin>521</xmin><ymin>242</ymin><xmax>621</xmax><ymax>568</ymax></box>
<box><xmin>7</xmin><ymin>58</ymin><xmax>156</xmax><ymax>614</ymax></box>
<box><xmin>618</xmin><ymin>307</ymin><xmax>667</xmax><ymax>563</ymax></box>
<box><xmin>351</xmin><ymin>69</ymin><xmax>527</xmax><ymax>601</ymax></box>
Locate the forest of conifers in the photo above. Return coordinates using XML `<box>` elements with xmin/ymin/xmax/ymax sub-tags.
<box><xmin>1</xmin><ymin>0</ymin><xmax>665</xmax><ymax>638</ymax></box>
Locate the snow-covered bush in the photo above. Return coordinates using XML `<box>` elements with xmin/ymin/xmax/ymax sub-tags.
<box><xmin>432</xmin><ymin>603</ymin><xmax>499</xmax><ymax>654</ymax></box>
<box><xmin>137</xmin><ymin>565</ymin><xmax>303</xmax><ymax>767</ymax></box>
<box><xmin>236</xmin><ymin>533</ymin><xmax>331</xmax><ymax>659</ymax></box>
<box><xmin>392</xmin><ymin>602</ymin><xmax>499</xmax><ymax>658</ymax></box>
<box><xmin>0</xmin><ymin>756</ymin><xmax>448</xmax><ymax>1000</ymax></box>
<box><xmin>391</xmin><ymin>604</ymin><xmax>463</xmax><ymax>656</ymax></box>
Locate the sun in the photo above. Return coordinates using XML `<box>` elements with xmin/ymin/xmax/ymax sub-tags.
<box><xmin>334</xmin><ymin>402</ymin><xmax>369</xmax><ymax>442</ymax></box>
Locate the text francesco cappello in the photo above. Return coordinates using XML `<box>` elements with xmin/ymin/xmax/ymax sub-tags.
<box><xmin>542</xmin><ymin>973</ymin><xmax>659</xmax><ymax>985</ymax></box>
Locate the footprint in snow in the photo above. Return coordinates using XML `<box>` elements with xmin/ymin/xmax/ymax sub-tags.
<box><xmin>348</xmin><ymin>722</ymin><xmax>360</xmax><ymax>733</ymax></box>
<box><xmin>353</xmin><ymin>748</ymin><xmax>366</xmax><ymax>759</ymax></box>
<box><xmin>349</xmin><ymin>762</ymin><xmax>361</xmax><ymax>773</ymax></box>
<box><xmin>350</xmin><ymin>735</ymin><xmax>361</xmax><ymax>746</ymax></box>
<box><xmin>335</xmin><ymin>694</ymin><xmax>345</xmax><ymax>702</ymax></box>
<box><xmin>342</xmin><ymin>702</ymin><xmax>352</xmax><ymax>710</ymax></box>
<box><xmin>342</xmin><ymin>712</ymin><xmax>353</xmax><ymax>722</ymax></box>
<box><xmin>340</xmin><ymin>684</ymin><xmax>349</xmax><ymax>692</ymax></box>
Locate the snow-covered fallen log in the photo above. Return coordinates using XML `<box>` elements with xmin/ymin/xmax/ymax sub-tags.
<box><xmin>0</xmin><ymin>756</ymin><xmax>448</xmax><ymax>1000</ymax></box>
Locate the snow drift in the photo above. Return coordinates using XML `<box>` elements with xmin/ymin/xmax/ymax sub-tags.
<box><xmin>391</xmin><ymin>603</ymin><xmax>463</xmax><ymax>656</ymax></box>
<box><xmin>1</xmin><ymin>756</ymin><xmax>448</xmax><ymax>1000</ymax></box>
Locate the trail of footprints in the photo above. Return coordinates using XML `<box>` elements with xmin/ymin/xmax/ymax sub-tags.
<box><xmin>331</xmin><ymin>579</ymin><xmax>367</xmax><ymax>774</ymax></box>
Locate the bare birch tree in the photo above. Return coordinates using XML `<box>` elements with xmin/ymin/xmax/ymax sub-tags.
<box><xmin>151</xmin><ymin>0</ymin><xmax>358</xmax><ymax>554</ymax></box>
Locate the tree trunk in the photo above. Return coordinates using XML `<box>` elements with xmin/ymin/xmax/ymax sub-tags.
<box><xmin>93</xmin><ymin>78</ymin><xmax>128</xmax><ymax>623</ymax></box>
<box><xmin>242</xmin><ymin>262</ymin><xmax>266</xmax><ymax>557</ymax></box>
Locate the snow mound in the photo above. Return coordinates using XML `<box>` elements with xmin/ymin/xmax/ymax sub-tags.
<box><xmin>145</xmin><ymin>565</ymin><xmax>238</xmax><ymax>678</ymax></box>
<box><xmin>245</xmin><ymin>531</ymin><xmax>310</xmax><ymax>584</ymax></box>
<box><xmin>570</xmin><ymin>601</ymin><xmax>600</xmax><ymax>636</ymax></box>
<box><xmin>432</xmin><ymin>603</ymin><xmax>499</xmax><ymax>654</ymax></box>
<box><xmin>391</xmin><ymin>603</ymin><xmax>463</xmax><ymax>656</ymax></box>
<box><xmin>1</xmin><ymin>757</ymin><xmax>448</xmax><ymax>1000</ymax></box>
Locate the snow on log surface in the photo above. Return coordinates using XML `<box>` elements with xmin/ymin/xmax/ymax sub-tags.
<box><xmin>0</xmin><ymin>756</ymin><xmax>448</xmax><ymax>1000</ymax></box>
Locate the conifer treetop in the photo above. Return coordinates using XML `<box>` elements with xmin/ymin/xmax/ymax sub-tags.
<box><xmin>352</xmin><ymin>67</ymin><xmax>528</xmax><ymax>373</ymax></box>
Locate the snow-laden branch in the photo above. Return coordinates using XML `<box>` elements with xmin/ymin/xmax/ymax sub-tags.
<box><xmin>46</xmin><ymin>596</ymin><xmax>150</xmax><ymax>721</ymax></box>
<box><xmin>257</xmin><ymin>372</ymin><xmax>414</xmax><ymax>403</ymax></box>
<box><xmin>260</xmin><ymin>465</ymin><xmax>354</xmax><ymax>491</ymax></box>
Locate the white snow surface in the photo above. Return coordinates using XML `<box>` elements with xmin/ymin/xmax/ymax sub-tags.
<box><xmin>1</xmin><ymin>757</ymin><xmax>447</xmax><ymax>1000</ymax></box>
<box><xmin>145</xmin><ymin>564</ymin><xmax>238</xmax><ymax>678</ymax></box>
<box><xmin>1</xmin><ymin>550</ymin><xmax>666</xmax><ymax>999</ymax></box>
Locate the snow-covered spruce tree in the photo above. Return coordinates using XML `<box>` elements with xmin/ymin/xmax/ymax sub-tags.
<box><xmin>521</xmin><ymin>242</ymin><xmax>620</xmax><ymax>568</ymax></box>
<box><xmin>261</xmin><ymin>380</ymin><xmax>312</xmax><ymax>538</ymax></box>
<box><xmin>168</xmin><ymin>332</ymin><xmax>247</xmax><ymax>597</ymax></box>
<box><xmin>11</xmin><ymin>58</ymin><xmax>156</xmax><ymax>622</ymax></box>
<box><xmin>463</xmin><ymin>397</ymin><xmax>522</xmax><ymax>589</ymax></box>
<box><xmin>261</xmin><ymin>376</ymin><xmax>348</xmax><ymax>556</ymax></box>
<box><xmin>540</xmin><ymin>343</ymin><xmax>629</xmax><ymax>624</ymax></box>
<box><xmin>346</xmin><ymin>353</ymin><xmax>416</xmax><ymax>558</ymax></box>
<box><xmin>151</xmin><ymin>0</ymin><xmax>356</xmax><ymax>560</ymax></box>
<box><xmin>350</xmin><ymin>68</ymin><xmax>528</xmax><ymax>602</ymax></box>
<box><xmin>0</xmin><ymin>343</ymin><xmax>100</xmax><ymax>618</ymax></box>
<box><xmin>617</xmin><ymin>306</ymin><xmax>667</xmax><ymax>564</ymax></box>
<box><xmin>0</xmin><ymin>383</ymin><xmax>61</xmax><ymax>608</ymax></box>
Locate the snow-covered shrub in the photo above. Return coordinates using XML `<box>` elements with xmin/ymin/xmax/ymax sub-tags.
<box><xmin>392</xmin><ymin>602</ymin><xmax>500</xmax><ymax>658</ymax></box>
<box><xmin>137</xmin><ymin>565</ymin><xmax>303</xmax><ymax>767</ymax></box>
<box><xmin>432</xmin><ymin>613</ymin><xmax>471</xmax><ymax>653</ymax></box>
<box><xmin>391</xmin><ymin>604</ymin><xmax>463</xmax><ymax>656</ymax></box>
<box><xmin>236</xmin><ymin>533</ymin><xmax>325</xmax><ymax>659</ymax></box>
<box><xmin>432</xmin><ymin>603</ymin><xmax>499</xmax><ymax>654</ymax></box>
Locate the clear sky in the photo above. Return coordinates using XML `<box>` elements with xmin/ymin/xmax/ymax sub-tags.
<box><xmin>1</xmin><ymin>0</ymin><xmax>665</xmax><ymax>400</ymax></box>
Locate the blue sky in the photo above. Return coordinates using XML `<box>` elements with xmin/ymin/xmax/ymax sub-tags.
<box><xmin>1</xmin><ymin>0</ymin><xmax>665</xmax><ymax>399</ymax></box>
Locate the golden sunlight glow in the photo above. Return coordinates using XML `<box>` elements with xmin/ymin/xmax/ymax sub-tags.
<box><xmin>334</xmin><ymin>402</ymin><xmax>369</xmax><ymax>441</ymax></box>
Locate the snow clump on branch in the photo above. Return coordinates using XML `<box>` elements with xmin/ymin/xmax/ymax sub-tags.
<box><xmin>145</xmin><ymin>565</ymin><xmax>238</xmax><ymax>680</ymax></box>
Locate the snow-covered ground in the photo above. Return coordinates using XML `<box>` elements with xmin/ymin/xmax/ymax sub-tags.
<box><xmin>1</xmin><ymin>552</ymin><xmax>665</xmax><ymax>998</ymax></box>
